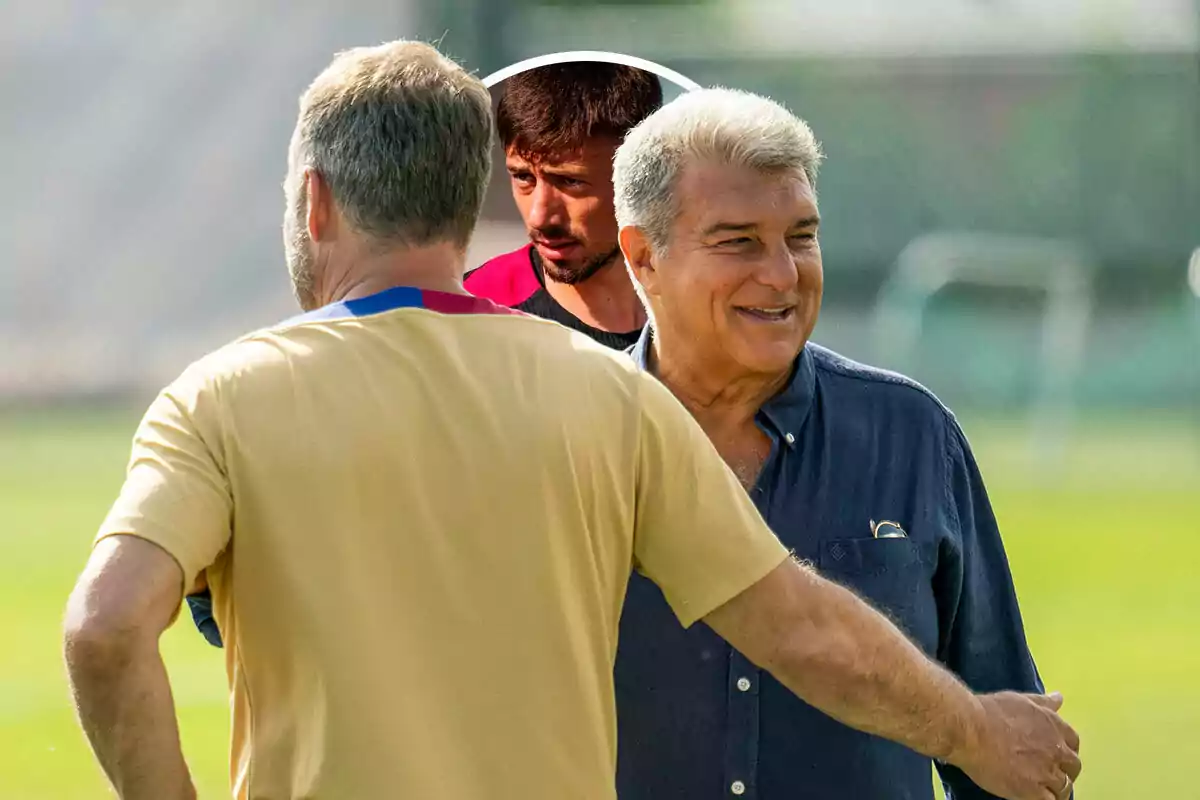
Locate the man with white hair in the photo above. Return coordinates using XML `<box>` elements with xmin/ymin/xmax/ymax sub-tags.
<box><xmin>612</xmin><ymin>87</ymin><xmax>1081</xmax><ymax>800</ymax></box>
<box><xmin>61</xmin><ymin>44</ymin><xmax>1073</xmax><ymax>800</ymax></box>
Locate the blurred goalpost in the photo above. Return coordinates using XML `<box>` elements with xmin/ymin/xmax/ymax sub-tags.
<box><xmin>869</xmin><ymin>232</ymin><xmax>1095</xmax><ymax>464</ymax></box>
<box><xmin>1189</xmin><ymin>246</ymin><xmax>1200</xmax><ymax>445</ymax></box>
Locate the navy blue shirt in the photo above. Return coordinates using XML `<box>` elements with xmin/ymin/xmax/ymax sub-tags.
<box><xmin>615</xmin><ymin>327</ymin><xmax>1045</xmax><ymax>800</ymax></box>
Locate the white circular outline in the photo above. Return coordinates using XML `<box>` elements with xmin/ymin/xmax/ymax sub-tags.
<box><xmin>481</xmin><ymin>51</ymin><xmax>700</xmax><ymax>91</ymax></box>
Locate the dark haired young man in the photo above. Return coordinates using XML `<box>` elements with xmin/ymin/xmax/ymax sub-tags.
<box><xmin>465</xmin><ymin>62</ymin><xmax>662</xmax><ymax>349</ymax></box>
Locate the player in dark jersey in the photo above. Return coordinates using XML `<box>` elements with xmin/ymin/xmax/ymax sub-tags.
<box><xmin>465</xmin><ymin>63</ymin><xmax>662</xmax><ymax>349</ymax></box>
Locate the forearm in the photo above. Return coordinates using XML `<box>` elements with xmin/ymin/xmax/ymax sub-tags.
<box><xmin>716</xmin><ymin>561</ymin><xmax>982</xmax><ymax>764</ymax></box>
<box><xmin>65</xmin><ymin>634</ymin><xmax>195</xmax><ymax>800</ymax></box>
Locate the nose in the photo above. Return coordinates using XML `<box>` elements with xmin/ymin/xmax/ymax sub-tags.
<box><xmin>527</xmin><ymin>181</ymin><xmax>564</xmax><ymax>231</ymax></box>
<box><xmin>753</xmin><ymin>240</ymin><xmax>801</xmax><ymax>294</ymax></box>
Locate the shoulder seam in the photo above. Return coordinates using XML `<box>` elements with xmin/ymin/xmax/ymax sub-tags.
<box><xmin>809</xmin><ymin>344</ymin><xmax>957</xmax><ymax>426</ymax></box>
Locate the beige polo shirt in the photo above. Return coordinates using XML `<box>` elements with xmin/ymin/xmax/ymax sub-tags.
<box><xmin>96</xmin><ymin>288</ymin><xmax>790</xmax><ymax>799</ymax></box>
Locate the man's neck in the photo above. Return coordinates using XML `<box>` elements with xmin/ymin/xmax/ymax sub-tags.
<box><xmin>319</xmin><ymin>241</ymin><xmax>468</xmax><ymax>307</ymax></box>
<box><xmin>543</xmin><ymin>258</ymin><xmax>646</xmax><ymax>334</ymax></box>
<box><xmin>649</xmin><ymin>332</ymin><xmax>791</xmax><ymax>435</ymax></box>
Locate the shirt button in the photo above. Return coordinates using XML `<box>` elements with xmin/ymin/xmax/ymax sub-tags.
<box><xmin>731</xmin><ymin>780</ymin><xmax>747</xmax><ymax>795</ymax></box>
<box><xmin>736</xmin><ymin>676</ymin><xmax>751</xmax><ymax>692</ymax></box>
<box><xmin>784</xmin><ymin>432</ymin><xmax>795</xmax><ymax>444</ymax></box>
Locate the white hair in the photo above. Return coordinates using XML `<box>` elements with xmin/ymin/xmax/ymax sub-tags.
<box><xmin>613</xmin><ymin>87</ymin><xmax>824</xmax><ymax>259</ymax></box>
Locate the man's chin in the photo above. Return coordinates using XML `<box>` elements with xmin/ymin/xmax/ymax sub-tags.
<box><xmin>542</xmin><ymin>259</ymin><xmax>590</xmax><ymax>285</ymax></box>
<box><xmin>538</xmin><ymin>246</ymin><xmax>622</xmax><ymax>286</ymax></box>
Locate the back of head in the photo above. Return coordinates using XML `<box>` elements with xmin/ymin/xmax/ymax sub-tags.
<box><xmin>496</xmin><ymin>62</ymin><xmax>663</xmax><ymax>159</ymax></box>
<box><xmin>612</xmin><ymin>87</ymin><xmax>824</xmax><ymax>255</ymax></box>
<box><xmin>287</xmin><ymin>41</ymin><xmax>494</xmax><ymax>250</ymax></box>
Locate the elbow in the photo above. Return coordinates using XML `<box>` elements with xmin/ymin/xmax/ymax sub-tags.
<box><xmin>62</xmin><ymin>589</ymin><xmax>145</xmax><ymax>671</ymax></box>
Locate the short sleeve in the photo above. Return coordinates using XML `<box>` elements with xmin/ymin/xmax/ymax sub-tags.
<box><xmin>96</xmin><ymin>370</ymin><xmax>233</xmax><ymax>592</ymax></box>
<box><xmin>631</xmin><ymin>372</ymin><xmax>790</xmax><ymax>628</ymax></box>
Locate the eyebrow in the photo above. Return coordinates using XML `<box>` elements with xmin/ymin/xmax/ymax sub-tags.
<box><xmin>505</xmin><ymin>158</ymin><xmax>587</xmax><ymax>178</ymax></box>
<box><xmin>537</xmin><ymin>165</ymin><xmax>588</xmax><ymax>178</ymax></box>
<box><xmin>701</xmin><ymin>215</ymin><xmax>821</xmax><ymax>238</ymax></box>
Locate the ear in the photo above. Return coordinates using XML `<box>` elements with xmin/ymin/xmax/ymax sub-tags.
<box><xmin>304</xmin><ymin>168</ymin><xmax>334</xmax><ymax>243</ymax></box>
<box><xmin>619</xmin><ymin>225</ymin><xmax>660</xmax><ymax>298</ymax></box>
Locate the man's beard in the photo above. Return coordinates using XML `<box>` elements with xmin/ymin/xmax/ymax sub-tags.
<box><xmin>540</xmin><ymin>245</ymin><xmax>623</xmax><ymax>286</ymax></box>
<box><xmin>287</xmin><ymin>248</ymin><xmax>318</xmax><ymax>311</ymax></box>
<box><xmin>283</xmin><ymin>190</ymin><xmax>319</xmax><ymax>311</ymax></box>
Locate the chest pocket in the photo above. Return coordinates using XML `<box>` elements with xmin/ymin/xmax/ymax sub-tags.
<box><xmin>818</xmin><ymin>537</ymin><xmax>925</xmax><ymax>632</ymax></box>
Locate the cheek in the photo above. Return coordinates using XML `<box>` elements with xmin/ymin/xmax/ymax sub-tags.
<box><xmin>706</xmin><ymin>270</ymin><xmax>752</xmax><ymax>309</ymax></box>
<box><xmin>574</xmin><ymin>198</ymin><xmax>617</xmax><ymax>239</ymax></box>
<box><xmin>800</xmin><ymin>249</ymin><xmax>823</xmax><ymax>287</ymax></box>
<box><xmin>284</xmin><ymin>209</ymin><xmax>307</xmax><ymax>253</ymax></box>
<box><xmin>798</xmin><ymin>252</ymin><xmax>824</xmax><ymax>313</ymax></box>
<box><xmin>511</xmin><ymin>190</ymin><xmax>533</xmax><ymax>221</ymax></box>
<box><xmin>670</xmin><ymin>275</ymin><xmax>738</xmax><ymax>329</ymax></box>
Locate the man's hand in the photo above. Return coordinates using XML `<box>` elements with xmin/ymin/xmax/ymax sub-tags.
<box><xmin>953</xmin><ymin>691</ymin><xmax>1081</xmax><ymax>800</ymax></box>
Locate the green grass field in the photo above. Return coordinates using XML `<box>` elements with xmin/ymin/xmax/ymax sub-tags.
<box><xmin>2</xmin><ymin>407</ymin><xmax>1197</xmax><ymax>798</ymax></box>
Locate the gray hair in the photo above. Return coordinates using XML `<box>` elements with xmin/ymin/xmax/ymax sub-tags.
<box><xmin>613</xmin><ymin>87</ymin><xmax>824</xmax><ymax>256</ymax></box>
<box><xmin>285</xmin><ymin>40</ymin><xmax>493</xmax><ymax>250</ymax></box>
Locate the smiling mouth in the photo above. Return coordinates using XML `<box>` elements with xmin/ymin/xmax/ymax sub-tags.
<box><xmin>735</xmin><ymin>306</ymin><xmax>796</xmax><ymax>322</ymax></box>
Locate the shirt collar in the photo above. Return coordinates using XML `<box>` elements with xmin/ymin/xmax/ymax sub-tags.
<box><xmin>628</xmin><ymin>325</ymin><xmax>816</xmax><ymax>449</ymax></box>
